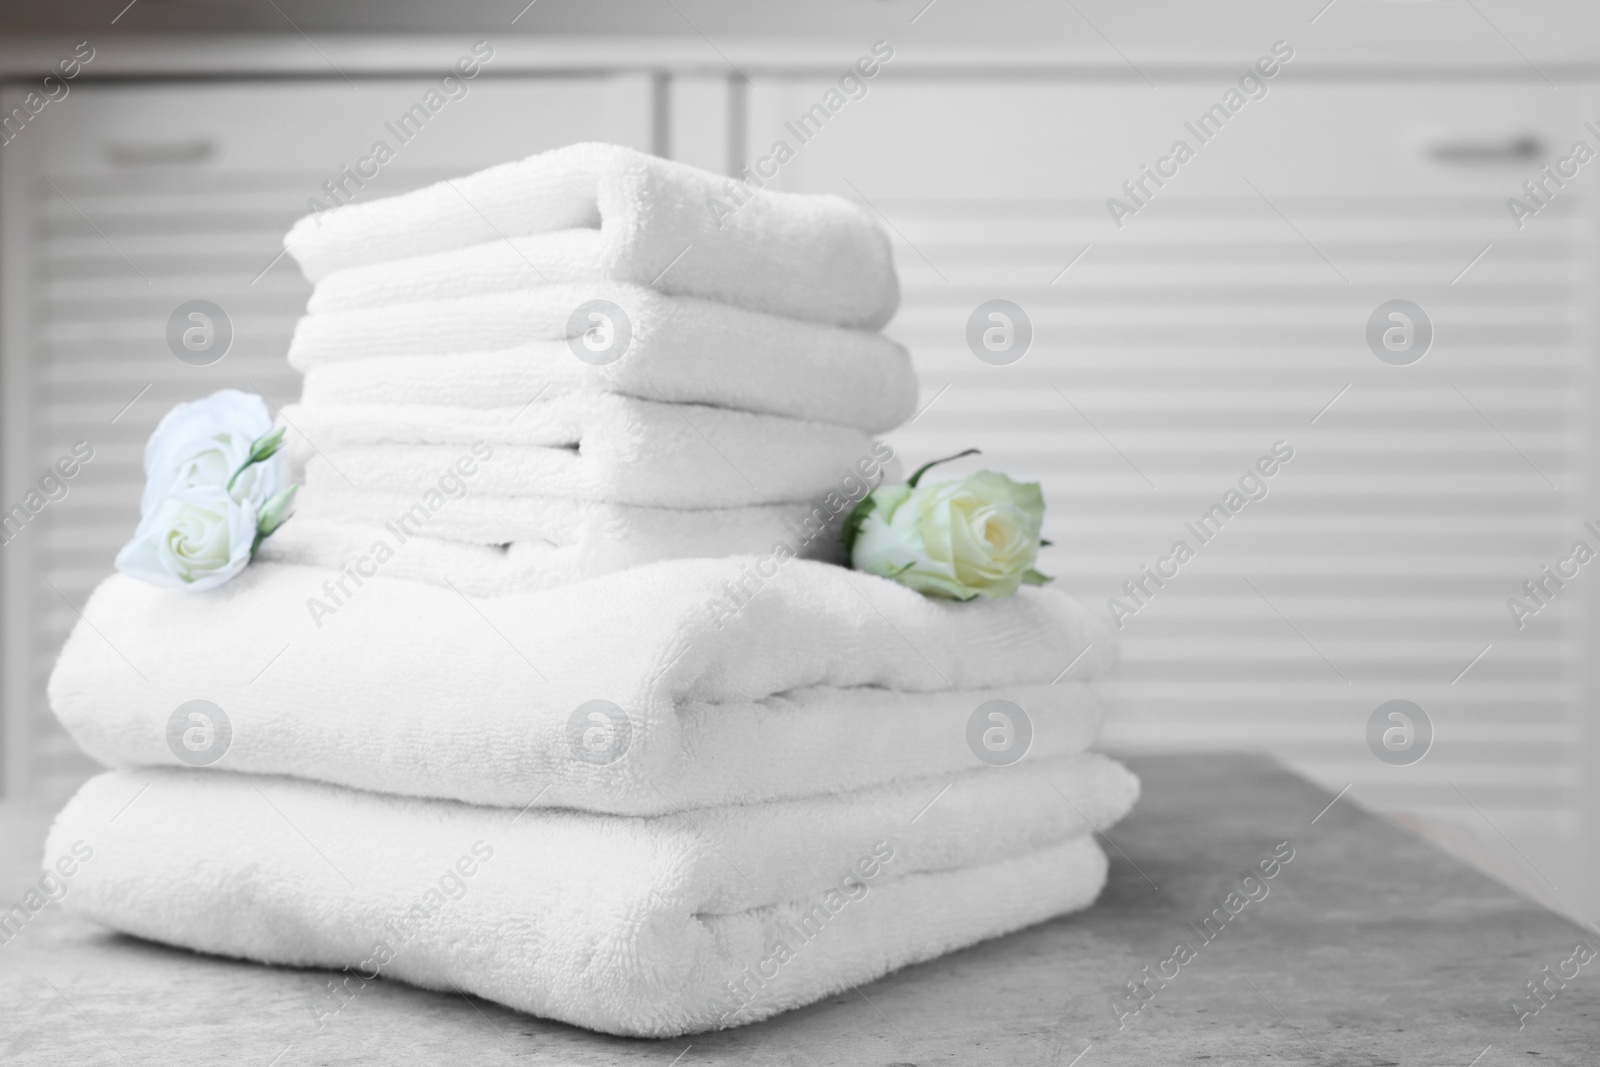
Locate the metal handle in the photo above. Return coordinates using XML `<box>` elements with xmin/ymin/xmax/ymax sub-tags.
<box><xmin>105</xmin><ymin>139</ymin><xmax>214</xmax><ymax>165</ymax></box>
<box><xmin>1428</xmin><ymin>135</ymin><xmax>1542</xmax><ymax>164</ymax></box>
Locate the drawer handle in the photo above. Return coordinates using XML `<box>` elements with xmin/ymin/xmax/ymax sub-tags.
<box><xmin>105</xmin><ymin>139</ymin><xmax>214</xmax><ymax>165</ymax></box>
<box><xmin>1429</xmin><ymin>135</ymin><xmax>1542</xmax><ymax>164</ymax></box>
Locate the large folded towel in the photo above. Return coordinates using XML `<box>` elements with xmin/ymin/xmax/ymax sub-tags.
<box><xmin>285</xmin><ymin>396</ymin><xmax>882</xmax><ymax>509</ymax></box>
<box><xmin>49</xmin><ymin>756</ymin><xmax>1136</xmax><ymax>1035</ymax></box>
<box><xmin>285</xmin><ymin>142</ymin><xmax>899</xmax><ymax>330</ymax></box>
<box><xmin>289</xmin><ymin>284</ymin><xmax>916</xmax><ymax>434</ymax></box>
<box><xmin>50</xmin><ymin>559</ymin><xmax>1116</xmax><ymax>812</ymax></box>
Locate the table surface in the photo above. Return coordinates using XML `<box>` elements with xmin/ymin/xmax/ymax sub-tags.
<box><xmin>1</xmin><ymin>753</ymin><xmax>1595</xmax><ymax>1066</ymax></box>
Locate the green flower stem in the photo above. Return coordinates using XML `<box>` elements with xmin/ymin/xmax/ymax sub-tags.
<box><xmin>906</xmin><ymin>448</ymin><xmax>981</xmax><ymax>488</ymax></box>
<box><xmin>226</xmin><ymin>426</ymin><xmax>286</xmax><ymax>493</ymax></box>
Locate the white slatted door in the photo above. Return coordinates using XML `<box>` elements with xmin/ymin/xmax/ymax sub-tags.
<box><xmin>748</xmin><ymin>75</ymin><xmax>1597</xmax><ymax>915</ymax></box>
<box><xmin>0</xmin><ymin>76</ymin><xmax>653</xmax><ymax>800</ymax></box>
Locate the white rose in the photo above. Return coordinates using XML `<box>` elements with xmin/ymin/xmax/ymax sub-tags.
<box><xmin>849</xmin><ymin>469</ymin><xmax>1050</xmax><ymax>600</ymax></box>
<box><xmin>140</xmin><ymin>389</ymin><xmax>286</xmax><ymax>515</ymax></box>
<box><xmin>115</xmin><ymin>486</ymin><xmax>258</xmax><ymax>593</ymax></box>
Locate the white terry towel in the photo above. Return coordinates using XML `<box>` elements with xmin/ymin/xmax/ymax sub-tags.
<box><xmin>50</xmin><ymin>558</ymin><xmax>1117</xmax><ymax>812</ymax></box>
<box><xmin>282</xmin><ymin>478</ymin><xmax>864</xmax><ymax>551</ymax></box>
<box><xmin>285</xmin><ymin>397</ymin><xmax>881</xmax><ymax>509</ymax></box>
<box><xmin>258</xmin><ymin>507</ymin><xmax>850</xmax><ymax>595</ymax></box>
<box><xmin>49</xmin><ymin>756</ymin><xmax>1137</xmax><ymax>1036</ymax></box>
<box><xmin>284</xmin><ymin>142</ymin><xmax>899</xmax><ymax>330</ymax></box>
<box><xmin>258</xmin><ymin>461</ymin><xmax>877</xmax><ymax>591</ymax></box>
<box><xmin>289</xmin><ymin>284</ymin><xmax>916</xmax><ymax>434</ymax></box>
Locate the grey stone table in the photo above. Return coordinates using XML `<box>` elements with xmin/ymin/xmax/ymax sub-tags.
<box><xmin>1</xmin><ymin>753</ymin><xmax>1596</xmax><ymax>1065</ymax></box>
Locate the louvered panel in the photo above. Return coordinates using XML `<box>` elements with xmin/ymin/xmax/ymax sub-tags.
<box><xmin>751</xmin><ymin>77</ymin><xmax>1596</xmax><ymax>909</ymax></box>
<box><xmin>894</xmin><ymin>197</ymin><xmax>1588</xmax><ymax>831</ymax></box>
<box><xmin>3</xmin><ymin>78</ymin><xmax>654</xmax><ymax>801</ymax></box>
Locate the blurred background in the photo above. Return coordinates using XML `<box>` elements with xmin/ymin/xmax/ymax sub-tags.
<box><xmin>2</xmin><ymin>0</ymin><xmax>1598</xmax><ymax>920</ymax></box>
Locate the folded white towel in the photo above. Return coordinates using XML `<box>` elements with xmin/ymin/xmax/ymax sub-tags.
<box><xmin>285</xmin><ymin>397</ymin><xmax>882</xmax><ymax>509</ymax></box>
<box><xmin>50</xmin><ymin>559</ymin><xmax>1116</xmax><ymax>812</ymax></box>
<box><xmin>283</xmin><ymin>478</ymin><xmax>865</xmax><ymax>550</ymax></box>
<box><xmin>49</xmin><ymin>756</ymin><xmax>1135</xmax><ymax>1035</ymax></box>
<box><xmin>258</xmin><ymin>510</ymin><xmax>848</xmax><ymax>595</ymax></box>
<box><xmin>285</xmin><ymin>142</ymin><xmax>898</xmax><ymax>330</ymax></box>
<box><xmin>289</xmin><ymin>284</ymin><xmax>916</xmax><ymax>434</ymax></box>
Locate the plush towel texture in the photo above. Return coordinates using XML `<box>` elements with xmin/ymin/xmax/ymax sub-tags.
<box><xmin>285</xmin><ymin>142</ymin><xmax>899</xmax><ymax>330</ymax></box>
<box><xmin>285</xmin><ymin>397</ymin><xmax>881</xmax><ymax>509</ymax></box>
<box><xmin>288</xmin><ymin>284</ymin><xmax>916</xmax><ymax>434</ymax></box>
<box><xmin>50</xmin><ymin>559</ymin><xmax>1116</xmax><ymax>812</ymax></box>
<box><xmin>258</xmin><ymin>511</ymin><xmax>850</xmax><ymax>595</ymax></box>
<box><xmin>49</xmin><ymin>757</ymin><xmax>1135</xmax><ymax>1036</ymax></box>
<box><xmin>281</xmin><ymin>478</ymin><xmax>866</xmax><ymax>551</ymax></box>
<box><xmin>263</xmin><ymin>437</ymin><xmax>894</xmax><ymax>588</ymax></box>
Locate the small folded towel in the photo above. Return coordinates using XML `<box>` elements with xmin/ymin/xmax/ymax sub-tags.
<box><xmin>50</xmin><ymin>559</ymin><xmax>1116</xmax><ymax>812</ymax></box>
<box><xmin>258</xmin><ymin>509</ymin><xmax>848</xmax><ymax>595</ymax></box>
<box><xmin>281</xmin><ymin>477</ymin><xmax>867</xmax><ymax>550</ymax></box>
<box><xmin>285</xmin><ymin>142</ymin><xmax>899</xmax><ymax>330</ymax></box>
<box><xmin>284</xmin><ymin>397</ymin><xmax>883</xmax><ymax>509</ymax></box>
<box><xmin>49</xmin><ymin>755</ymin><xmax>1136</xmax><ymax>1035</ymax></box>
<box><xmin>289</xmin><ymin>284</ymin><xmax>916</xmax><ymax>434</ymax></box>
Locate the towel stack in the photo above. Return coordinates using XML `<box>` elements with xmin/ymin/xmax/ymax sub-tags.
<box><xmin>44</xmin><ymin>144</ymin><xmax>1138</xmax><ymax>1038</ymax></box>
<box><xmin>262</xmin><ymin>142</ymin><xmax>920</xmax><ymax>595</ymax></box>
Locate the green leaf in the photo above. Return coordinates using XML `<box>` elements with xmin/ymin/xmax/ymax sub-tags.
<box><xmin>227</xmin><ymin>426</ymin><xmax>287</xmax><ymax>493</ymax></box>
<box><xmin>906</xmin><ymin>447</ymin><xmax>981</xmax><ymax>489</ymax></box>
<box><xmin>1020</xmin><ymin>567</ymin><xmax>1054</xmax><ymax>586</ymax></box>
<box><xmin>1039</xmin><ymin>539</ymin><xmax>1054</xmax><ymax>547</ymax></box>
<box><xmin>840</xmin><ymin>490</ymin><xmax>879</xmax><ymax>555</ymax></box>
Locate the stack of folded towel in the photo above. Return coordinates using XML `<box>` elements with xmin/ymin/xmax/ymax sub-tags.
<box><xmin>260</xmin><ymin>142</ymin><xmax>920</xmax><ymax>594</ymax></box>
<box><xmin>44</xmin><ymin>144</ymin><xmax>1139</xmax><ymax>1038</ymax></box>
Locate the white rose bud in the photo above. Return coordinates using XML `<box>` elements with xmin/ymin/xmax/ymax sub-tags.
<box><xmin>849</xmin><ymin>466</ymin><xmax>1050</xmax><ymax>601</ymax></box>
<box><xmin>115</xmin><ymin>486</ymin><xmax>257</xmax><ymax>593</ymax></box>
